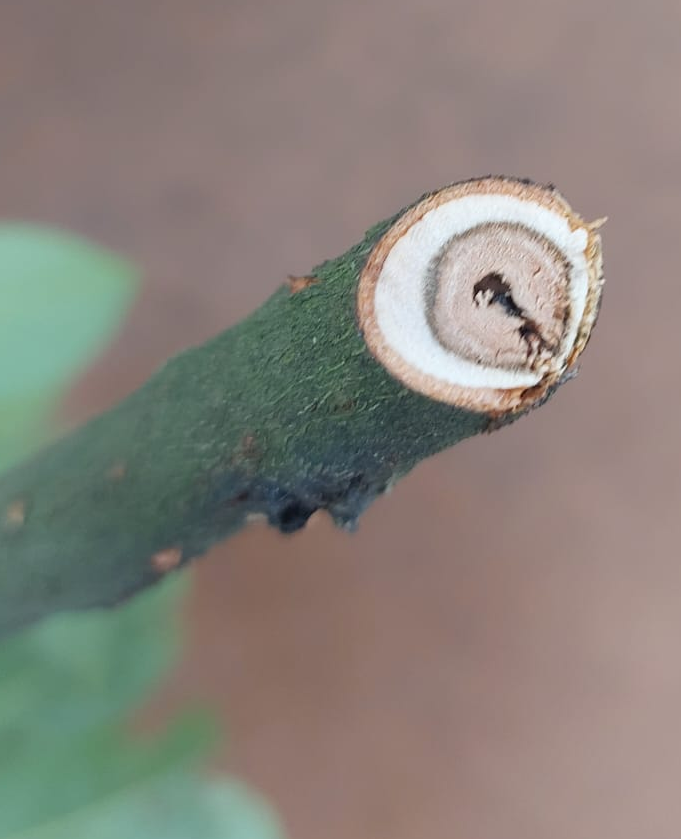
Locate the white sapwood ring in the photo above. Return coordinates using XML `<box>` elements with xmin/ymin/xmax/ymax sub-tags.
<box><xmin>357</xmin><ymin>177</ymin><xmax>604</xmax><ymax>413</ymax></box>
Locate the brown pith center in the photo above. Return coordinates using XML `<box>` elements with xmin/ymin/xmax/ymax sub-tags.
<box><xmin>425</xmin><ymin>222</ymin><xmax>571</xmax><ymax>372</ymax></box>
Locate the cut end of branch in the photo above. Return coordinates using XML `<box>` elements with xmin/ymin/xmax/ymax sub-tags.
<box><xmin>357</xmin><ymin>176</ymin><xmax>604</xmax><ymax>414</ymax></box>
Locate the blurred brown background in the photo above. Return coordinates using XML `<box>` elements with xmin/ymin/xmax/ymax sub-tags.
<box><xmin>2</xmin><ymin>1</ymin><xmax>680</xmax><ymax>836</ymax></box>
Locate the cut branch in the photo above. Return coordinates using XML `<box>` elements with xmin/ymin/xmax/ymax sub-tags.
<box><xmin>0</xmin><ymin>177</ymin><xmax>604</xmax><ymax>635</ymax></box>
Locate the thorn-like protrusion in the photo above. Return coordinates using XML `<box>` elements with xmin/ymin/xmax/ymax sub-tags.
<box><xmin>287</xmin><ymin>274</ymin><xmax>320</xmax><ymax>294</ymax></box>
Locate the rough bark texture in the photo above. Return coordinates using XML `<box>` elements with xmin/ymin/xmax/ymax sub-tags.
<box><xmin>0</xmin><ymin>203</ymin><xmax>561</xmax><ymax>636</ymax></box>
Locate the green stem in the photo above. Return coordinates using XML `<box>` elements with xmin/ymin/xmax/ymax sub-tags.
<box><xmin>0</xmin><ymin>201</ymin><xmax>573</xmax><ymax>636</ymax></box>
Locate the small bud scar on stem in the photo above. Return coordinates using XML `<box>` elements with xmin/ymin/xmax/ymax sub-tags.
<box><xmin>106</xmin><ymin>462</ymin><xmax>127</xmax><ymax>480</ymax></box>
<box><xmin>151</xmin><ymin>547</ymin><xmax>182</xmax><ymax>573</ymax></box>
<box><xmin>357</xmin><ymin>176</ymin><xmax>604</xmax><ymax>414</ymax></box>
<box><xmin>3</xmin><ymin>499</ymin><xmax>26</xmax><ymax>531</ymax></box>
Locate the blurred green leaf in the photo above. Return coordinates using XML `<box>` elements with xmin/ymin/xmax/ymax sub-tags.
<box><xmin>0</xmin><ymin>576</ymin><xmax>188</xmax><ymax>744</ymax></box>
<box><xmin>0</xmin><ymin>225</ymin><xmax>137</xmax><ymax>399</ymax></box>
<box><xmin>0</xmin><ymin>224</ymin><xmax>137</xmax><ymax>474</ymax></box>
<box><xmin>0</xmin><ymin>576</ymin><xmax>286</xmax><ymax>839</ymax></box>
<box><xmin>196</xmin><ymin>780</ymin><xmax>285</xmax><ymax>839</ymax></box>
<box><xmin>0</xmin><ymin>716</ymin><xmax>213</xmax><ymax>838</ymax></box>
<box><xmin>3</xmin><ymin>775</ymin><xmax>285</xmax><ymax>839</ymax></box>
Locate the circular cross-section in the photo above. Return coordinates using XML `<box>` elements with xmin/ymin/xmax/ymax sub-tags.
<box><xmin>357</xmin><ymin>176</ymin><xmax>604</xmax><ymax>413</ymax></box>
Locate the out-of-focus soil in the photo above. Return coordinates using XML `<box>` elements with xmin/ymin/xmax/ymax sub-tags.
<box><xmin>3</xmin><ymin>2</ymin><xmax>681</xmax><ymax>836</ymax></box>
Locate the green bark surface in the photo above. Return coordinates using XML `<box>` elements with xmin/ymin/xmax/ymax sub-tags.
<box><xmin>0</xmin><ymin>207</ymin><xmax>553</xmax><ymax>636</ymax></box>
